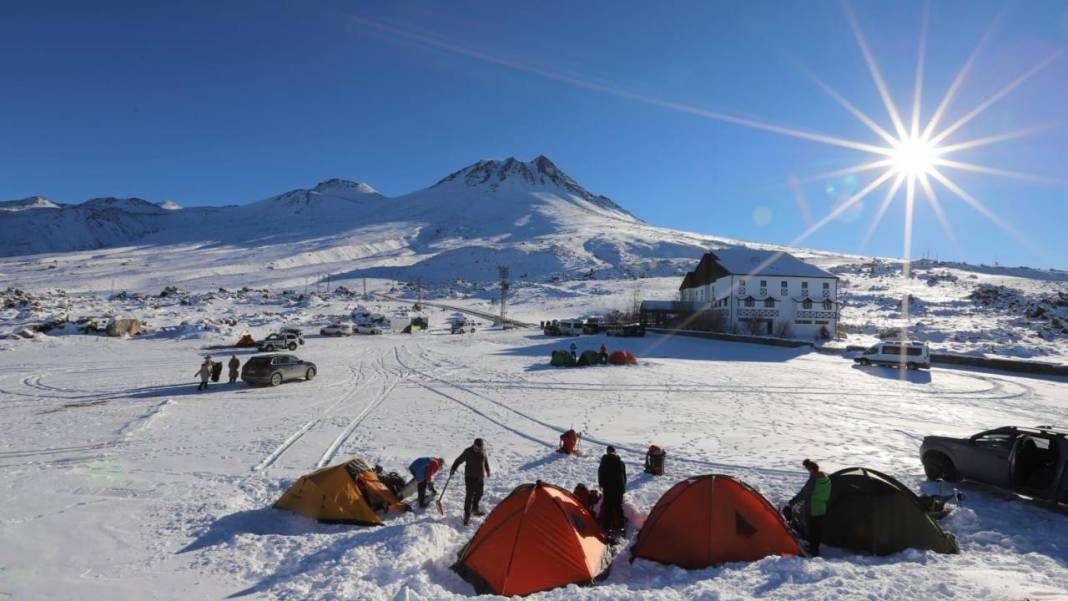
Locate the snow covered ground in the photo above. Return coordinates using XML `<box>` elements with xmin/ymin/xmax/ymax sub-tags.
<box><xmin>2</xmin><ymin>323</ymin><xmax>1067</xmax><ymax>600</ymax></box>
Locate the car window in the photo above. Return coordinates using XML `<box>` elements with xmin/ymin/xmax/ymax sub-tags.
<box><xmin>974</xmin><ymin>432</ymin><xmax>1016</xmax><ymax>450</ymax></box>
<box><xmin>882</xmin><ymin>345</ymin><xmax>901</xmax><ymax>355</ymax></box>
<box><xmin>906</xmin><ymin>346</ymin><xmax>923</xmax><ymax>356</ymax></box>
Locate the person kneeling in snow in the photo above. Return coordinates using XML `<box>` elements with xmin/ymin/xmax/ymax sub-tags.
<box><xmin>408</xmin><ymin>456</ymin><xmax>444</xmax><ymax>508</ymax></box>
<box><xmin>558</xmin><ymin>429</ymin><xmax>579</xmax><ymax>455</ymax></box>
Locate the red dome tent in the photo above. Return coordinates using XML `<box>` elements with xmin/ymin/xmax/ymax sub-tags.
<box><xmin>631</xmin><ymin>474</ymin><xmax>803</xmax><ymax>569</ymax></box>
<box><xmin>453</xmin><ymin>481</ymin><xmax>611</xmax><ymax>596</ymax></box>
<box><xmin>607</xmin><ymin>350</ymin><xmax>638</xmax><ymax>365</ymax></box>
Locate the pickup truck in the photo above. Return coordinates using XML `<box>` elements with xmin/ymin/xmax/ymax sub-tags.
<box><xmin>920</xmin><ymin>425</ymin><xmax>1068</xmax><ymax>505</ymax></box>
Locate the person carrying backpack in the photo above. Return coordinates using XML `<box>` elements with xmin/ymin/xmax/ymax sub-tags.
<box><xmin>788</xmin><ymin>459</ymin><xmax>832</xmax><ymax>556</ymax></box>
<box><xmin>211</xmin><ymin>360</ymin><xmax>223</xmax><ymax>383</ymax></box>
<box><xmin>195</xmin><ymin>356</ymin><xmax>213</xmax><ymax>391</ymax></box>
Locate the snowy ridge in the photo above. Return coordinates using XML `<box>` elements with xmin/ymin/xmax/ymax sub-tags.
<box><xmin>0</xmin><ymin>195</ymin><xmax>61</xmax><ymax>212</ymax></box>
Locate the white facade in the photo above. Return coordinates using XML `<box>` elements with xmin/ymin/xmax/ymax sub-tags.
<box><xmin>678</xmin><ymin>250</ymin><xmax>840</xmax><ymax>339</ymax></box>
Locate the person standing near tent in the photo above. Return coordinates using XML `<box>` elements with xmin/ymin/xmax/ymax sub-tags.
<box><xmin>451</xmin><ymin>438</ymin><xmax>491</xmax><ymax>526</ymax></box>
<box><xmin>211</xmin><ymin>359</ymin><xmax>223</xmax><ymax>383</ymax></box>
<box><xmin>599</xmin><ymin>343</ymin><xmax>608</xmax><ymax>365</ymax></box>
<box><xmin>788</xmin><ymin>459</ymin><xmax>831</xmax><ymax>556</ymax></box>
<box><xmin>598</xmin><ymin>445</ymin><xmax>627</xmax><ymax>534</ymax></box>
<box><xmin>408</xmin><ymin>456</ymin><xmax>444</xmax><ymax>508</ymax></box>
<box><xmin>569</xmin><ymin>342</ymin><xmax>577</xmax><ymax>360</ymax></box>
<box><xmin>228</xmin><ymin>355</ymin><xmax>240</xmax><ymax>384</ymax></box>
<box><xmin>195</xmin><ymin>356</ymin><xmax>213</xmax><ymax>391</ymax></box>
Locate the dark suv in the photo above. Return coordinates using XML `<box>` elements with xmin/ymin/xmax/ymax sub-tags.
<box><xmin>242</xmin><ymin>354</ymin><xmax>317</xmax><ymax>386</ymax></box>
<box><xmin>920</xmin><ymin>425</ymin><xmax>1068</xmax><ymax>505</ymax></box>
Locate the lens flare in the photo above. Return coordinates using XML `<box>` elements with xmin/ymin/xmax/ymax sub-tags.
<box><xmin>890</xmin><ymin>135</ymin><xmax>938</xmax><ymax>177</ymax></box>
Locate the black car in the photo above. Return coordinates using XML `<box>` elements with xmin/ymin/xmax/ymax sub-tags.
<box><xmin>920</xmin><ymin>425</ymin><xmax>1068</xmax><ymax>504</ymax></box>
<box><xmin>242</xmin><ymin>354</ymin><xmax>317</xmax><ymax>386</ymax></box>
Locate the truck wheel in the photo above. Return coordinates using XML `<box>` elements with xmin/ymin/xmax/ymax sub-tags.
<box><xmin>859</xmin><ymin>359</ymin><xmax>870</xmax><ymax>366</ymax></box>
<box><xmin>923</xmin><ymin>453</ymin><xmax>959</xmax><ymax>482</ymax></box>
<box><xmin>288</xmin><ymin>343</ymin><xmax>297</xmax><ymax>351</ymax></box>
<box><xmin>270</xmin><ymin>373</ymin><xmax>283</xmax><ymax>387</ymax></box>
<box><xmin>907</xmin><ymin>362</ymin><xmax>918</xmax><ymax>370</ymax></box>
<box><xmin>305</xmin><ymin>368</ymin><xmax>316</xmax><ymax>380</ymax></box>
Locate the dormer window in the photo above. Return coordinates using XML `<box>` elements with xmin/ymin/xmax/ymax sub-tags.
<box><xmin>744</xmin><ymin>297</ymin><xmax>755</xmax><ymax>307</ymax></box>
<box><xmin>823</xmin><ymin>299</ymin><xmax>833</xmax><ymax>310</ymax></box>
<box><xmin>802</xmin><ymin>299</ymin><xmax>813</xmax><ymax>309</ymax></box>
<box><xmin>764</xmin><ymin>297</ymin><xmax>776</xmax><ymax>308</ymax></box>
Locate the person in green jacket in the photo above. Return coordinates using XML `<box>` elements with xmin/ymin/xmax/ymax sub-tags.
<box><xmin>800</xmin><ymin>458</ymin><xmax>831</xmax><ymax>556</ymax></box>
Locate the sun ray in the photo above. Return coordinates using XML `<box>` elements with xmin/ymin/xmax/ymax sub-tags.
<box><xmin>936</xmin><ymin>124</ymin><xmax>1063</xmax><ymax>154</ymax></box>
<box><xmin>917</xmin><ymin>172</ymin><xmax>960</xmax><ymax>248</ymax></box>
<box><xmin>786</xmin><ymin>175</ymin><xmax>815</xmax><ymax>227</ymax></box>
<box><xmin>910</xmin><ymin>1</ymin><xmax>930</xmax><ymax>137</ymax></box>
<box><xmin>861</xmin><ymin>173</ymin><xmax>905</xmax><ymax>249</ymax></box>
<box><xmin>799</xmin><ymin>158</ymin><xmax>894</xmax><ymax>184</ymax></box>
<box><xmin>802</xmin><ymin>69</ymin><xmax>899</xmax><ymax>146</ymax></box>
<box><xmin>922</xmin><ymin>7</ymin><xmax>1003</xmax><ymax>139</ymax></box>
<box><xmin>844</xmin><ymin>2</ymin><xmax>909</xmax><ymax>139</ymax></box>
<box><xmin>931</xmin><ymin>48</ymin><xmax>1067</xmax><ymax>145</ymax></box>
<box><xmin>932</xmin><ymin>158</ymin><xmax>1062</xmax><ymax>185</ymax></box>
<box><xmin>349</xmin><ymin>14</ymin><xmax>894</xmax><ymax>156</ymax></box>
<box><xmin>926</xmin><ymin>167</ymin><xmax>1035</xmax><ymax>252</ymax></box>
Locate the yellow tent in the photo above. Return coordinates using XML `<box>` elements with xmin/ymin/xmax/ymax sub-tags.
<box><xmin>274</xmin><ymin>458</ymin><xmax>409</xmax><ymax>525</ymax></box>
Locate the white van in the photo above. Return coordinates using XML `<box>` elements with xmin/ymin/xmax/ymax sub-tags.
<box><xmin>854</xmin><ymin>341</ymin><xmax>931</xmax><ymax>369</ymax></box>
<box><xmin>558</xmin><ymin>319</ymin><xmax>586</xmax><ymax>337</ymax></box>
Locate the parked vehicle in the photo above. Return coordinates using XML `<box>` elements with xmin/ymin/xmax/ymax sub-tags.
<box><xmin>607</xmin><ymin>323</ymin><xmax>646</xmax><ymax>337</ymax></box>
<box><xmin>258</xmin><ymin>332</ymin><xmax>301</xmax><ymax>352</ymax></box>
<box><xmin>449</xmin><ymin>314</ymin><xmax>477</xmax><ymax>334</ymax></box>
<box><xmin>542</xmin><ymin>320</ymin><xmax>562</xmax><ymax>336</ymax></box>
<box><xmin>242</xmin><ymin>354</ymin><xmax>317</xmax><ymax>386</ymax></box>
<box><xmin>558</xmin><ymin>319</ymin><xmax>586</xmax><ymax>337</ymax></box>
<box><xmin>320</xmin><ymin>323</ymin><xmax>354</xmax><ymax>336</ymax></box>
<box><xmin>356</xmin><ymin>323</ymin><xmax>384</xmax><ymax>335</ymax></box>
<box><xmin>280</xmin><ymin>327</ymin><xmax>305</xmax><ymax>345</ymax></box>
<box><xmin>920</xmin><ymin>425</ymin><xmax>1068</xmax><ymax>505</ymax></box>
<box><xmin>582</xmin><ymin>316</ymin><xmax>604</xmax><ymax>334</ymax></box>
<box><xmin>854</xmin><ymin>340</ymin><xmax>930</xmax><ymax>369</ymax></box>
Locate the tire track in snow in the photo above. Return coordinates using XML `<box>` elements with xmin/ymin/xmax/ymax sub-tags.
<box><xmin>314</xmin><ymin>353</ymin><xmax>406</xmax><ymax>468</ymax></box>
<box><xmin>251</xmin><ymin>354</ymin><xmax>370</xmax><ymax>473</ymax></box>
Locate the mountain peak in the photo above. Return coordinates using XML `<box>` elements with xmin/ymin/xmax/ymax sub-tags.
<box><xmin>80</xmin><ymin>197</ymin><xmax>167</xmax><ymax>214</ymax></box>
<box><xmin>312</xmin><ymin>179</ymin><xmax>379</xmax><ymax>196</ymax></box>
<box><xmin>0</xmin><ymin>196</ymin><xmax>60</xmax><ymax>212</ymax></box>
<box><xmin>431</xmin><ymin>155</ymin><xmax>636</xmax><ymax>219</ymax></box>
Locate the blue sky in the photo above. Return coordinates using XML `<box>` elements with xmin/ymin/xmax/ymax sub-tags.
<box><xmin>2</xmin><ymin>1</ymin><xmax>1066</xmax><ymax>268</ymax></box>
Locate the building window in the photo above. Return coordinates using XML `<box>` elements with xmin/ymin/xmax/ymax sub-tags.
<box><xmin>760</xmin><ymin>280</ymin><xmax>767</xmax><ymax>287</ymax></box>
<box><xmin>822</xmin><ymin>281</ymin><xmax>831</xmax><ymax>298</ymax></box>
<box><xmin>764</xmin><ymin>298</ymin><xmax>776</xmax><ymax>308</ymax></box>
<box><xmin>801</xmin><ymin>281</ymin><xmax>809</xmax><ymax>297</ymax></box>
<box><xmin>780</xmin><ymin>281</ymin><xmax>788</xmax><ymax>296</ymax></box>
<box><xmin>795</xmin><ymin>319</ymin><xmax>812</xmax><ymax>324</ymax></box>
<box><xmin>802</xmin><ymin>299</ymin><xmax>813</xmax><ymax>309</ymax></box>
<box><xmin>822</xmin><ymin>300</ymin><xmax>833</xmax><ymax>310</ymax></box>
<box><xmin>815</xmin><ymin>320</ymin><xmax>829</xmax><ymax>325</ymax></box>
<box><xmin>744</xmin><ymin>297</ymin><xmax>755</xmax><ymax>307</ymax></box>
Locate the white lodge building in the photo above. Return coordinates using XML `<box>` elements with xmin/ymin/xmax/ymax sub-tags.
<box><xmin>678</xmin><ymin>248</ymin><xmax>840</xmax><ymax>339</ymax></box>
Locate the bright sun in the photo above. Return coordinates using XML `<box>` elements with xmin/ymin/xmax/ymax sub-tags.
<box><xmin>890</xmin><ymin>135</ymin><xmax>938</xmax><ymax>177</ymax></box>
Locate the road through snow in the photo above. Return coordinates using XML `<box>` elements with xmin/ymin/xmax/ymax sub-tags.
<box><xmin>1</xmin><ymin>330</ymin><xmax>1067</xmax><ymax>600</ymax></box>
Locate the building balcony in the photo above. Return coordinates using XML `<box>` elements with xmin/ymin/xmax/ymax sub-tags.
<box><xmin>738</xmin><ymin>308</ymin><xmax>780</xmax><ymax>319</ymax></box>
<box><xmin>796</xmin><ymin>309</ymin><xmax>836</xmax><ymax>319</ymax></box>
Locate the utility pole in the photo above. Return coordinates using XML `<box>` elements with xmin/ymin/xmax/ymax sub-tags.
<box><xmin>415</xmin><ymin>277</ymin><xmax>423</xmax><ymax>311</ymax></box>
<box><xmin>498</xmin><ymin>265</ymin><xmax>510</xmax><ymax>329</ymax></box>
<box><xmin>363</xmin><ymin>277</ymin><xmax>368</xmax><ymax>300</ymax></box>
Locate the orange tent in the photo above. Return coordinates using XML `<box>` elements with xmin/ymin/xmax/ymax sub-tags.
<box><xmin>453</xmin><ymin>481</ymin><xmax>611</xmax><ymax>596</ymax></box>
<box><xmin>235</xmin><ymin>334</ymin><xmax>257</xmax><ymax>348</ymax></box>
<box><xmin>607</xmin><ymin>350</ymin><xmax>638</xmax><ymax>365</ymax></box>
<box><xmin>274</xmin><ymin>458</ymin><xmax>409</xmax><ymax>525</ymax></box>
<box><xmin>631</xmin><ymin>474</ymin><xmax>803</xmax><ymax>569</ymax></box>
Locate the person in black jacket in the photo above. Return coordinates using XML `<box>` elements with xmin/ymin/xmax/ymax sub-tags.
<box><xmin>451</xmin><ymin>438</ymin><xmax>491</xmax><ymax>525</ymax></box>
<box><xmin>598</xmin><ymin>445</ymin><xmax>627</xmax><ymax>533</ymax></box>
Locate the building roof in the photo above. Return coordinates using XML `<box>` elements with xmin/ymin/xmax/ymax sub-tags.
<box><xmin>709</xmin><ymin>247</ymin><xmax>836</xmax><ymax>278</ymax></box>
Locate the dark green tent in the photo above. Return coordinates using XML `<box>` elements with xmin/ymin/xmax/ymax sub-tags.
<box><xmin>789</xmin><ymin>467</ymin><xmax>958</xmax><ymax>556</ymax></box>
<box><xmin>578</xmin><ymin>350</ymin><xmax>602</xmax><ymax>366</ymax></box>
<box><xmin>550</xmin><ymin>350</ymin><xmax>576</xmax><ymax>367</ymax></box>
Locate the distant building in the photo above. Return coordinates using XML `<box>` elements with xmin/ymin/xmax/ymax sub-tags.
<box><xmin>647</xmin><ymin>248</ymin><xmax>840</xmax><ymax>339</ymax></box>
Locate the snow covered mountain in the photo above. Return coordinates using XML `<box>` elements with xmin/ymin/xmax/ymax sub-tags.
<box><xmin>0</xmin><ymin>156</ymin><xmax>721</xmax><ymax>288</ymax></box>
<box><xmin>0</xmin><ymin>195</ymin><xmax>61</xmax><ymax>212</ymax></box>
